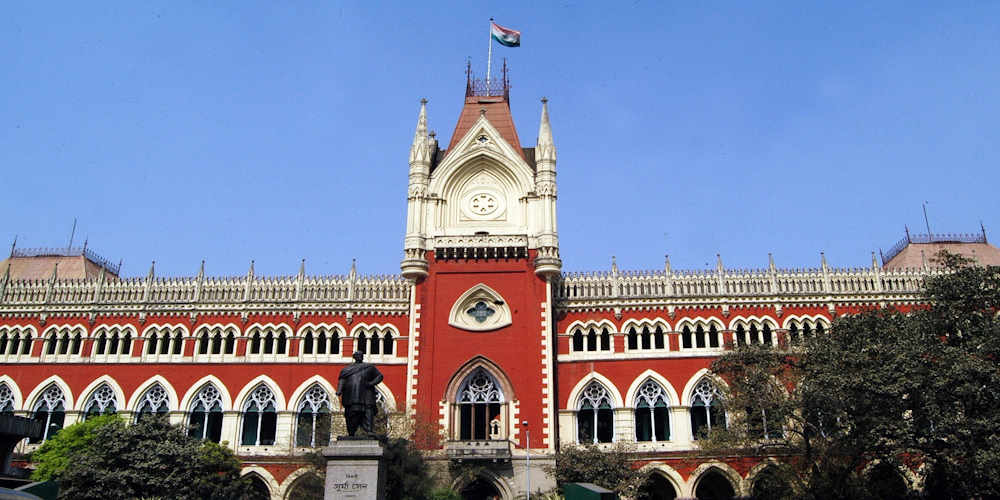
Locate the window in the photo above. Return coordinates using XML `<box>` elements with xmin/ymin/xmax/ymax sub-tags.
<box><xmin>634</xmin><ymin>380</ymin><xmax>670</xmax><ymax>442</ymax></box>
<box><xmin>0</xmin><ymin>327</ymin><xmax>35</xmax><ymax>358</ymax></box>
<box><xmin>354</xmin><ymin>327</ymin><xmax>395</xmax><ymax>357</ymax></box>
<box><xmin>135</xmin><ymin>384</ymin><xmax>170</xmax><ymax>422</ymax></box>
<box><xmin>296</xmin><ymin>385</ymin><xmax>332</xmax><ymax>447</ymax></box>
<box><xmin>0</xmin><ymin>383</ymin><xmax>14</xmax><ymax>416</ymax></box>
<box><xmin>188</xmin><ymin>385</ymin><xmax>223</xmax><ymax>442</ymax></box>
<box><xmin>456</xmin><ymin>368</ymin><xmax>504</xmax><ymax>440</ymax></box>
<box><xmin>31</xmin><ymin>385</ymin><xmax>65</xmax><ymax>443</ymax></box>
<box><xmin>247</xmin><ymin>326</ymin><xmax>288</xmax><ymax>356</ymax></box>
<box><xmin>681</xmin><ymin>323</ymin><xmax>721</xmax><ymax>350</ymax></box>
<box><xmin>93</xmin><ymin>327</ymin><xmax>132</xmax><ymax>357</ymax></box>
<box><xmin>571</xmin><ymin>326</ymin><xmax>612</xmax><ymax>353</ymax></box>
<box><xmin>735</xmin><ymin>322</ymin><xmax>775</xmax><ymax>346</ymax></box>
<box><xmin>241</xmin><ymin>385</ymin><xmax>277</xmax><ymax>446</ymax></box>
<box><xmin>626</xmin><ymin>325</ymin><xmax>665</xmax><ymax>351</ymax></box>
<box><xmin>690</xmin><ymin>379</ymin><xmax>726</xmax><ymax>439</ymax></box>
<box><xmin>83</xmin><ymin>383</ymin><xmax>117</xmax><ymax>419</ymax></box>
<box><xmin>578</xmin><ymin>382</ymin><xmax>614</xmax><ymax>443</ymax></box>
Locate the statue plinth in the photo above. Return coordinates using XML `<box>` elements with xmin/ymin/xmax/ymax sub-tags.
<box><xmin>323</xmin><ymin>438</ymin><xmax>385</xmax><ymax>500</ymax></box>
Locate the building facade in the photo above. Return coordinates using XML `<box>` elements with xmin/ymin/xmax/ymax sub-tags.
<box><xmin>0</xmin><ymin>76</ymin><xmax>994</xmax><ymax>499</ymax></box>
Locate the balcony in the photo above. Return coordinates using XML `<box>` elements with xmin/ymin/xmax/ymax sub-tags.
<box><xmin>445</xmin><ymin>440</ymin><xmax>512</xmax><ymax>462</ymax></box>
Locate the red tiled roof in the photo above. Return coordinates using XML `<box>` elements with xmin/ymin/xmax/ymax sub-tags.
<box><xmin>446</xmin><ymin>96</ymin><xmax>525</xmax><ymax>161</ymax></box>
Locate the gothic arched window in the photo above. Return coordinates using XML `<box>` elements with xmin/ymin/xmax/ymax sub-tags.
<box><xmin>135</xmin><ymin>384</ymin><xmax>170</xmax><ymax>422</ymax></box>
<box><xmin>578</xmin><ymin>382</ymin><xmax>614</xmax><ymax>444</ymax></box>
<box><xmin>690</xmin><ymin>379</ymin><xmax>726</xmax><ymax>439</ymax></box>
<box><xmin>456</xmin><ymin>368</ymin><xmax>504</xmax><ymax>440</ymax></box>
<box><xmin>295</xmin><ymin>385</ymin><xmax>332</xmax><ymax>447</ymax></box>
<box><xmin>0</xmin><ymin>383</ymin><xmax>14</xmax><ymax>416</ymax></box>
<box><xmin>635</xmin><ymin>380</ymin><xmax>670</xmax><ymax>442</ymax></box>
<box><xmin>31</xmin><ymin>385</ymin><xmax>65</xmax><ymax>443</ymax></box>
<box><xmin>188</xmin><ymin>384</ymin><xmax>223</xmax><ymax>442</ymax></box>
<box><xmin>84</xmin><ymin>384</ymin><xmax>117</xmax><ymax>419</ymax></box>
<box><xmin>241</xmin><ymin>385</ymin><xmax>277</xmax><ymax>446</ymax></box>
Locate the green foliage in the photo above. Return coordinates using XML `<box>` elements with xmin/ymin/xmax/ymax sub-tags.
<box><xmin>41</xmin><ymin>416</ymin><xmax>259</xmax><ymax>500</ymax></box>
<box><xmin>545</xmin><ymin>443</ymin><xmax>644</xmax><ymax>497</ymax></box>
<box><xmin>30</xmin><ymin>414</ymin><xmax>123</xmax><ymax>481</ymax></box>
<box><xmin>704</xmin><ymin>251</ymin><xmax>1000</xmax><ymax>499</ymax></box>
<box><xmin>381</xmin><ymin>436</ymin><xmax>434</xmax><ymax>500</ymax></box>
<box><xmin>428</xmin><ymin>486</ymin><xmax>462</xmax><ymax>500</ymax></box>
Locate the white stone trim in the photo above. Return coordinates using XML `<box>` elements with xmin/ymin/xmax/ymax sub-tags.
<box><xmin>25</xmin><ymin>375</ymin><xmax>74</xmax><ymax>412</ymax></box>
<box><xmin>287</xmin><ymin>376</ymin><xmax>339</xmax><ymax>411</ymax></box>
<box><xmin>75</xmin><ymin>375</ymin><xmax>127</xmax><ymax>413</ymax></box>
<box><xmin>564</xmin><ymin>372</ymin><xmax>624</xmax><ymax>409</ymax></box>
<box><xmin>688</xmin><ymin>461</ymin><xmax>746</xmax><ymax>498</ymax></box>
<box><xmin>0</xmin><ymin>375</ymin><xmax>24</xmax><ymax>411</ymax></box>
<box><xmin>447</xmin><ymin>283</ymin><xmax>512</xmax><ymax>332</ymax></box>
<box><xmin>233</xmin><ymin>375</ymin><xmax>287</xmax><ymax>412</ymax></box>
<box><xmin>126</xmin><ymin>375</ymin><xmax>179</xmax><ymax>413</ymax></box>
<box><xmin>624</xmin><ymin>369</ymin><xmax>680</xmax><ymax>407</ymax></box>
<box><xmin>178</xmin><ymin>375</ymin><xmax>233</xmax><ymax>411</ymax></box>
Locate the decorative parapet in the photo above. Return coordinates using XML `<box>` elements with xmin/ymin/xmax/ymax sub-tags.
<box><xmin>0</xmin><ymin>272</ymin><xmax>411</xmax><ymax>316</ymax></box>
<box><xmin>555</xmin><ymin>265</ymin><xmax>943</xmax><ymax>306</ymax></box>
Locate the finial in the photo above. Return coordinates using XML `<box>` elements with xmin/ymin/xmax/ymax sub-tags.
<box><xmin>299</xmin><ymin>258</ymin><xmax>306</xmax><ymax>277</ymax></box>
<box><xmin>420</xmin><ymin>98</ymin><xmax>427</xmax><ymax>105</ymax></box>
<box><xmin>611</xmin><ymin>256</ymin><xmax>618</xmax><ymax>274</ymax></box>
<box><xmin>541</xmin><ymin>96</ymin><xmax>548</xmax><ymax>104</ymax></box>
<box><xmin>429</xmin><ymin>130</ymin><xmax>436</xmax><ymax>138</ymax></box>
<box><xmin>147</xmin><ymin>260</ymin><xmax>155</xmax><ymax>279</ymax></box>
<box><xmin>820</xmin><ymin>252</ymin><xmax>827</xmax><ymax>268</ymax></box>
<box><xmin>920</xmin><ymin>249</ymin><xmax>927</xmax><ymax>269</ymax></box>
<box><xmin>8</xmin><ymin>236</ymin><xmax>16</xmax><ymax>258</ymax></box>
<box><xmin>198</xmin><ymin>260</ymin><xmax>205</xmax><ymax>278</ymax></box>
<box><xmin>82</xmin><ymin>237</ymin><xmax>88</xmax><ymax>252</ymax></box>
<box><xmin>982</xmin><ymin>220</ymin><xmax>988</xmax><ymax>243</ymax></box>
<box><xmin>905</xmin><ymin>225</ymin><xmax>911</xmax><ymax>242</ymax></box>
<box><xmin>248</xmin><ymin>260</ymin><xmax>255</xmax><ymax>277</ymax></box>
<box><xmin>480</xmin><ymin>107</ymin><xmax>487</xmax><ymax>117</ymax></box>
<box><xmin>768</xmin><ymin>253</ymin><xmax>775</xmax><ymax>271</ymax></box>
<box><xmin>664</xmin><ymin>254</ymin><xmax>671</xmax><ymax>273</ymax></box>
<box><xmin>350</xmin><ymin>258</ymin><xmax>357</xmax><ymax>277</ymax></box>
<box><xmin>872</xmin><ymin>251</ymin><xmax>879</xmax><ymax>269</ymax></box>
<box><xmin>51</xmin><ymin>262</ymin><xmax>58</xmax><ymax>281</ymax></box>
<box><xmin>716</xmin><ymin>253</ymin><xmax>724</xmax><ymax>272</ymax></box>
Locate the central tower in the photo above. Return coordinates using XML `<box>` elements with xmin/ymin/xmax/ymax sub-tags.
<box><xmin>401</xmin><ymin>70</ymin><xmax>561</xmax><ymax>483</ymax></box>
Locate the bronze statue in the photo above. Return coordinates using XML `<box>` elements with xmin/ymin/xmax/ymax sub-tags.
<box><xmin>336</xmin><ymin>351</ymin><xmax>384</xmax><ymax>437</ymax></box>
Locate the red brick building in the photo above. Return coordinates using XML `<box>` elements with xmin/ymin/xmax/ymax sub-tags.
<box><xmin>0</xmin><ymin>75</ymin><xmax>995</xmax><ymax>499</ymax></box>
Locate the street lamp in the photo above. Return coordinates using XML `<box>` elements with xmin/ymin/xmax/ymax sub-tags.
<box><xmin>523</xmin><ymin>420</ymin><xmax>530</xmax><ymax>500</ymax></box>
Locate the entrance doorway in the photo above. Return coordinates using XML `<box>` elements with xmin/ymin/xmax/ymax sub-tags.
<box><xmin>461</xmin><ymin>477</ymin><xmax>502</xmax><ymax>500</ymax></box>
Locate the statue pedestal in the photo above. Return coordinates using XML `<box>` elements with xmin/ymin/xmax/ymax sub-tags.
<box><xmin>323</xmin><ymin>438</ymin><xmax>386</xmax><ymax>500</ymax></box>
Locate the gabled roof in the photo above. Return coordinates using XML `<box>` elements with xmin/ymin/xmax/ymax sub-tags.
<box><xmin>446</xmin><ymin>96</ymin><xmax>525</xmax><ymax>162</ymax></box>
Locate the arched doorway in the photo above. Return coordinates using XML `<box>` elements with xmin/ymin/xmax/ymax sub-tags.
<box><xmin>244</xmin><ymin>473</ymin><xmax>271</xmax><ymax>500</ymax></box>
<box><xmin>865</xmin><ymin>463</ymin><xmax>908</xmax><ymax>500</ymax></box>
<box><xmin>751</xmin><ymin>467</ymin><xmax>793</xmax><ymax>500</ymax></box>
<box><xmin>461</xmin><ymin>477</ymin><xmax>502</xmax><ymax>500</ymax></box>
<box><xmin>637</xmin><ymin>472</ymin><xmax>678</xmax><ymax>500</ymax></box>
<box><xmin>695</xmin><ymin>469</ymin><xmax>736</xmax><ymax>500</ymax></box>
<box><xmin>284</xmin><ymin>472</ymin><xmax>324</xmax><ymax>500</ymax></box>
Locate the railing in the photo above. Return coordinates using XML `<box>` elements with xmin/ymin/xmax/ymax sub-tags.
<box><xmin>12</xmin><ymin>246</ymin><xmax>121</xmax><ymax>275</ymax></box>
<box><xmin>882</xmin><ymin>232</ymin><xmax>987</xmax><ymax>265</ymax></box>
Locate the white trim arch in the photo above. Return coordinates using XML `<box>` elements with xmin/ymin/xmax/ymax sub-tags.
<box><xmin>621</xmin><ymin>317</ymin><xmax>671</xmax><ymax>352</ymax></box>
<box><xmin>689</xmin><ymin>462</ymin><xmax>746</xmax><ymax>498</ymax></box>
<box><xmin>245</xmin><ymin>322</ymin><xmax>292</xmax><ymax>358</ymax></box>
<box><xmin>179</xmin><ymin>375</ymin><xmax>233</xmax><ymax>412</ymax></box>
<box><xmin>781</xmin><ymin>314</ymin><xmax>831</xmax><ymax>330</ymax></box>
<box><xmin>40</xmin><ymin>324</ymin><xmax>86</xmax><ymax>360</ymax></box>
<box><xmin>449</xmin><ymin>466</ymin><xmax>515</xmax><ymax>500</ymax></box>
<box><xmin>565</xmin><ymin>372</ymin><xmax>625</xmax><ymax>409</ymax></box>
<box><xmin>727</xmin><ymin>315</ymin><xmax>779</xmax><ymax>331</ymax></box>
<box><xmin>26</xmin><ymin>375</ymin><xmax>74</xmax><ymax>413</ymax></box>
<box><xmin>141</xmin><ymin>323</ymin><xmax>188</xmax><ymax>360</ymax></box>
<box><xmin>566</xmin><ymin>319</ymin><xmax>617</xmax><ymax>354</ymax></box>
<box><xmin>241</xmin><ymin>466</ymin><xmax>279</xmax><ymax>499</ymax></box>
<box><xmin>0</xmin><ymin>375</ymin><xmax>24</xmax><ymax>411</ymax></box>
<box><xmin>638</xmin><ymin>463</ymin><xmax>686</xmax><ymax>499</ymax></box>
<box><xmin>90</xmin><ymin>324</ymin><xmax>138</xmax><ymax>359</ymax></box>
<box><xmin>279</xmin><ymin>466</ymin><xmax>324</xmax><ymax>500</ymax></box>
<box><xmin>448</xmin><ymin>284</ymin><xmax>513</xmax><ymax>332</ymax></box>
<box><xmin>681</xmin><ymin>369</ymin><xmax>729</xmax><ymax>406</ymax></box>
<box><xmin>0</xmin><ymin>325</ymin><xmax>38</xmax><ymax>360</ymax></box>
<box><xmin>75</xmin><ymin>375</ymin><xmax>126</xmax><ymax>413</ymax></box>
<box><xmin>295</xmin><ymin>322</ymin><xmax>345</xmax><ymax>358</ymax></box>
<box><xmin>234</xmin><ymin>375</ymin><xmax>288</xmax><ymax>412</ymax></box>
<box><xmin>675</xmin><ymin>317</ymin><xmax>725</xmax><ymax>351</ymax></box>
<box><xmin>288</xmin><ymin>376</ymin><xmax>339</xmax><ymax>411</ymax></box>
<box><xmin>624</xmin><ymin>370</ymin><xmax>680</xmax><ymax>407</ymax></box>
<box><xmin>621</xmin><ymin>317</ymin><xmax>671</xmax><ymax>332</ymax></box>
<box><xmin>375</xmin><ymin>382</ymin><xmax>397</xmax><ymax>412</ymax></box>
<box><xmin>127</xmin><ymin>375</ymin><xmax>179</xmax><ymax>413</ymax></box>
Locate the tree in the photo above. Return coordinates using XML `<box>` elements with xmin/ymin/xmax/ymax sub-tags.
<box><xmin>31</xmin><ymin>414</ymin><xmax>122</xmax><ymax>481</ymax></box>
<box><xmin>33</xmin><ymin>416</ymin><xmax>262</xmax><ymax>500</ymax></box>
<box><xmin>702</xmin><ymin>252</ymin><xmax>1000</xmax><ymax>499</ymax></box>
<box><xmin>545</xmin><ymin>443</ymin><xmax>645</xmax><ymax>497</ymax></box>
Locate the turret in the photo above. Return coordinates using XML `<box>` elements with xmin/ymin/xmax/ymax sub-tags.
<box><xmin>533</xmin><ymin>97</ymin><xmax>562</xmax><ymax>278</ymax></box>
<box><xmin>401</xmin><ymin>99</ymin><xmax>435</xmax><ymax>280</ymax></box>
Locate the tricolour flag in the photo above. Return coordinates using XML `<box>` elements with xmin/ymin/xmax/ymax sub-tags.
<box><xmin>491</xmin><ymin>22</ymin><xmax>520</xmax><ymax>47</ymax></box>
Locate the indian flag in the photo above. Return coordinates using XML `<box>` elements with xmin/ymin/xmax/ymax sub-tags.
<box><xmin>491</xmin><ymin>21</ymin><xmax>520</xmax><ymax>47</ymax></box>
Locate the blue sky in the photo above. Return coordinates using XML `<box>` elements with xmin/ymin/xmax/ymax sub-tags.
<box><xmin>3</xmin><ymin>2</ymin><xmax>998</xmax><ymax>277</ymax></box>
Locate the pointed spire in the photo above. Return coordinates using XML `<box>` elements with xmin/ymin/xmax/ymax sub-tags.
<box><xmin>820</xmin><ymin>252</ymin><xmax>828</xmax><ymax>270</ymax></box>
<box><xmin>349</xmin><ymin>258</ymin><xmax>357</xmax><ymax>279</ymax></box>
<box><xmin>905</xmin><ymin>225</ymin><xmax>911</xmax><ymax>242</ymax></box>
<box><xmin>920</xmin><ymin>249</ymin><xmax>928</xmax><ymax>269</ymax></box>
<box><xmin>536</xmin><ymin>97</ymin><xmax>556</xmax><ymax>163</ymax></box>
<box><xmin>664</xmin><ymin>254</ymin><xmax>671</xmax><ymax>274</ymax></box>
<box><xmin>611</xmin><ymin>256</ymin><xmax>618</xmax><ymax>275</ymax></box>
<box><xmin>247</xmin><ymin>260</ymin><xmax>255</xmax><ymax>279</ymax></box>
<box><xmin>409</xmin><ymin>99</ymin><xmax>430</xmax><ymax>164</ymax></box>
<box><xmin>872</xmin><ymin>251</ymin><xmax>879</xmax><ymax>270</ymax></box>
<box><xmin>982</xmin><ymin>220</ymin><xmax>988</xmax><ymax>243</ymax></box>
<box><xmin>298</xmin><ymin>258</ymin><xmax>306</xmax><ymax>278</ymax></box>
<box><xmin>197</xmin><ymin>260</ymin><xmax>205</xmax><ymax>279</ymax></box>
<box><xmin>716</xmin><ymin>253</ymin><xmax>724</xmax><ymax>272</ymax></box>
<box><xmin>768</xmin><ymin>253</ymin><xmax>776</xmax><ymax>272</ymax></box>
<box><xmin>8</xmin><ymin>236</ymin><xmax>16</xmax><ymax>259</ymax></box>
<box><xmin>146</xmin><ymin>260</ymin><xmax>156</xmax><ymax>280</ymax></box>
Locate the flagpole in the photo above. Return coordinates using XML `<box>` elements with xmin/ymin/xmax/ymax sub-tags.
<box><xmin>487</xmin><ymin>18</ymin><xmax>494</xmax><ymax>92</ymax></box>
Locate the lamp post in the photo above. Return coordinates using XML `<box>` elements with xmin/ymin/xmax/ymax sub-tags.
<box><xmin>523</xmin><ymin>420</ymin><xmax>530</xmax><ymax>500</ymax></box>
